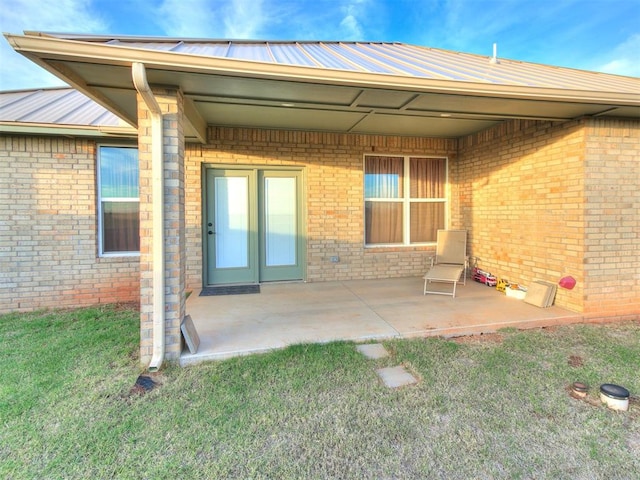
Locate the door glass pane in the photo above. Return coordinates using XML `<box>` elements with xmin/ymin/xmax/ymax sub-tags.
<box><xmin>215</xmin><ymin>176</ymin><xmax>248</xmax><ymax>268</ymax></box>
<box><xmin>264</xmin><ymin>177</ymin><xmax>296</xmax><ymax>266</ymax></box>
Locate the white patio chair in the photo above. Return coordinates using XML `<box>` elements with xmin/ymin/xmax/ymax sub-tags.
<box><xmin>423</xmin><ymin>229</ymin><xmax>469</xmax><ymax>297</ymax></box>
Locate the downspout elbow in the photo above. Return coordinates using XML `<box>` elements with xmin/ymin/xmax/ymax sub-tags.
<box><xmin>132</xmin><ymin>62</ymin><xmax>165</xmax><ymax>372</ymax></box>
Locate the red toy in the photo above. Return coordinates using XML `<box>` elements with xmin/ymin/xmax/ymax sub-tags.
<box><xmin>472</xmin><ymin>268</ymin><xmax>497</xmax><ymax>287</ymax></box>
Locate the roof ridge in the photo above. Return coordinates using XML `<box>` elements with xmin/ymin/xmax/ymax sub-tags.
<box><xmin>29</xmin><ymin>33</ymin><xmax>406</xmax><ymax>46</ymax></box>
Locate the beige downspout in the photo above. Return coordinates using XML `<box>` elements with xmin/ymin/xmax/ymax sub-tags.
<box><xmin>132</xmin><ymin>62</ymin><xmax>165</xmax><ymax>372</ymax></box>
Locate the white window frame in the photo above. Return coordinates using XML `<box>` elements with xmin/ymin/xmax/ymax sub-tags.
<box><xmin>364</xmin><ymin>154</ymin><xmax>448</xmax><ymax>247</ymax></box>
<box><xmin>97</xmin><ymin>144</ymin><xmax>140</xmax><ymax>257</ymax></box>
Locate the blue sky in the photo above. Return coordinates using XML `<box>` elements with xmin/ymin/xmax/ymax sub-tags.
<box><xmin>1</xmin><ymin>0</ymin><xmax>639</xmax><ymax>91</ymax></box>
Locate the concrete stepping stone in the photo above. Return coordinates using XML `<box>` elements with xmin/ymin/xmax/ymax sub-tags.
<box><xmin>356</xmin><ymin>343</ymin><xmax>389</xmax><ymax>359</ymax></box>
<box><xmin>376</xmin><ymin>366</ymin><xmax>418</xmax><ymax>388</ymax></box>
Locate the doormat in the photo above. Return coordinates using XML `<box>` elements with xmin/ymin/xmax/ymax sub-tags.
<box><xmin>200</xmin><ymin>284</ymin><xmax>260</xmax><ymax>296</ymax></box>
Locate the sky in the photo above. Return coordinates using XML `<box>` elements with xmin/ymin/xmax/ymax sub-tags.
<box><xmin>0</xmin><ymin>0</ymin><xmax>639</xmax><ymax>91</ymax></box>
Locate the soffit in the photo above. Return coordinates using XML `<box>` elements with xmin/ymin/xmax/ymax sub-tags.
<box><xmin>5</xmin><ymin>33</ymin><xmax>640</xmax><ymax>142</ymax></box>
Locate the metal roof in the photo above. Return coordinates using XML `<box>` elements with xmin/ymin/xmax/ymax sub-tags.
<box><xmin>0</xmin><ymin>87</ymin><xmax>135</xmax><ymax>137</ymax></box>
<box><xmin>59</xmin><ymin>36</ymin><xmax>640</xmax><ymax>93</ymax></box>
<box><xmin>0</xmin><ymin>88</ymin><xmax>123</xmax><ymax>126</ymax></box>
<box><xmin>3</xmin><ymin>33</ymin><xmax>639</xmax><ymax>140</ymax></box>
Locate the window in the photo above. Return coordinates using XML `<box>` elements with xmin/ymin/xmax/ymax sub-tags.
<box><xmin>364</xmin><ymin>155</ymin><xmax>446</xmax><ymax>246</ymax></box>
<box><xmin>98</xmin><ymin>146</ymin><xmax>139</xmax><ymax>255</ymax></box>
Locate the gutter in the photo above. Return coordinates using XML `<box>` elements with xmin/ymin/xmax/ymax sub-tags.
<box><xmin>131</xmin><ymin>62</ymin><xmax>165</xmax><ymax>372</ymax></box>
<box><xmin>0</xmin><ymin>122</ymin><xmax>137</xmax><ymax>138</ymax></box>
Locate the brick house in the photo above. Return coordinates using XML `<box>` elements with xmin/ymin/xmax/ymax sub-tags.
<box><xmin>1</xmin><ymin>33</ymin><xmax>638</xmax><ymax>368</ymax></box>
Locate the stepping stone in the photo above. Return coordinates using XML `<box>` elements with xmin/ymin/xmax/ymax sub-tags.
<box><xmin>356</xmin><ymin>343</ymin><xmax>389</xmax><ymax>359</ymax></box>
<box><xmin>376</xmin><ymin>366</ymin><xmax>418</xmax><ymax>388</ymax></box>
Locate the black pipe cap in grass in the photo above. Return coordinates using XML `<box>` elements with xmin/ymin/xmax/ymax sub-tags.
<box><xmin>600</xmin><ymin>383</ymin><xmax>630</xmax><ymax>400</ymax></box>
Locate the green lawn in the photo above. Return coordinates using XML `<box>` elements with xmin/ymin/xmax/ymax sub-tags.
<box><xmin>1</xmin><ymin>306</ymin><xmax>639</xmax><ymax>479</ymax></box>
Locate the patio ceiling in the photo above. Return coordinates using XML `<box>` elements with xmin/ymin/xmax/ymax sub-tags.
<box><xmin>5</xmin><ymin>33</ymin><xmax>640</xmax><ymax>143</ymax></box>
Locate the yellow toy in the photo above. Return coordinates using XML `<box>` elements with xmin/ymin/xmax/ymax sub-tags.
<box><xmin>496</xmin><ymin>278</ymin><xmax>509</xmax><ymax>293</ymax></box>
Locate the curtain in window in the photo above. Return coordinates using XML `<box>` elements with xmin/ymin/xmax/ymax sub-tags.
<box><xmin>99</xmin><ymin>147</ymin><xmax>139</xmax><ymax>198</ymax></box>
<box><xmin>364</xmin><ymin>156</ymin><xmax>447</xmax><ymax>245</ymax></box>
<box><xmin>102</xmin><ymin>202</ymin><xmax>140</xmax><ymax>252</ymax></box>
<box><xmin>410</xmin><ymin>158</ymin><xmax>445</xmax><ymax>198</ymax></box>
<box><xmin>365</xmin><ymin>202</ymin><xmax>403</xmax><ymax>244</ymax></box>
<box><xmin>365</xmin><ymin>156</ymin><xmax>403</xmax><ymax>198</ymax></box>
<box><xmin>365</xmin><ymin>156</ymin><xmax>403</xmax><ymax>244</ymax></box>
<box><xmin>99</xmin><ymin>146</ymin><xmax>139</xmax><ymax>253</ymax></box>
<box><xmin>410</xmin><ymin>203</ymin><xmax>445</xmax><ymax>243</ymax></box>
<box><xmin>409</xmin><ymin>157</ymin><xmax>446</xmax><ymax>243</ymax></box>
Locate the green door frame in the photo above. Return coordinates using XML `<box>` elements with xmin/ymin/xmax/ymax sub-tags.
<box><xmin>203</xmin><ymin>165</ymin><xmax>306</xmax><ymax>286</ymax></box>
<box><xmin>258</xmin><ymin>170</ymin><xmax>306</xmax><ymax>282</ymax></box>
<box><xmin>205</xmin><ymin>168</ymin><xmax>258</xmax><ymax>285</ymax></box>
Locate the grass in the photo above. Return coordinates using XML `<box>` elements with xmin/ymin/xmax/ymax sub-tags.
<box><xmin>1</xmin><ymin>306</ymin><xmax>639</xmax><ymax>479</ymax></box>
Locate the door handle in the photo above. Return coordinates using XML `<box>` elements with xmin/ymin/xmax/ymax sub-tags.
<box><xmin>208</xmin><ymin>230</ymin><xmax>215</xmax><ymax>235</ymax></box>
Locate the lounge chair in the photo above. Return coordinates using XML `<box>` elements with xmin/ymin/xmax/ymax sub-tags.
<box><xmin>423</xmin><ymin>229</ymin><xmax>468</xmax><ymax>297</ymax></box>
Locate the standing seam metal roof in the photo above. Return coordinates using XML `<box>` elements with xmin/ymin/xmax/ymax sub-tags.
<box><xmin>2</xmin><ymin>37</ymin><xmax>638</xmax><ymax>132</ymax></box>
<box><xmin>0</xmin><ymin>88</ymin><xmax>126</xmax><ymax>126</ymax></box>
<box><xmin>88</xmin><ymin>38</ymin><xmax>640</xmax><ymax>93</ymax></box>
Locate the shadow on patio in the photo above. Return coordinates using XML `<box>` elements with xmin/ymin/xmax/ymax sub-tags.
<box><xmin>181</xmin><ymin>277</ymin><xmax>583</xmax><ymax>365</ymax></box>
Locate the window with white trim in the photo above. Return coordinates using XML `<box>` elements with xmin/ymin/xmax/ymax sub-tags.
<box><xmin>98</xmin><ymin>145</ymin><xmax>140</xmax><ymax>255</ymax></box>
<box><xmin>364</xmin><ymin>155</ymin><xmax>447</xmax><ymax>246</ymax></box>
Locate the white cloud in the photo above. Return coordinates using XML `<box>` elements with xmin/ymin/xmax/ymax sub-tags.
<box><xmin>0</xmin><ymin>0</ymin><xmax>107</xmax><ymax>90</ymax></box>
<box><xmin>339</xmin><ymin>1</ymin><xmax>368</xmax><ymax>40</ymax></box>
<box><xmin>156</xmin><ymin>0</ymin><xmax>221</xmax><ymax>37</ymax></box>
<box><xmin>339</xmin><ymin>14</ymin><xmax>362</xmax><ymax>40</ymax></box>
<box><xmin>154</xmin><ymin>0</ymin><xmax>377</xmax><ymax>44</ymax></box>
<box><xmin>597</xmin><ymin>34</ymin><xmax>640</xmax><ymax>77</ymax></box>
<box><xmin>223</xmin><ymin>0</ymin><xmax>267</xmax><ymax>38</ymax></box>
<box><xmin>1</xmin><ymin>0</ymin><xmax>106</xmax><ymax>32</ymax></box>
<box><xmin>156</xmin><ymin>0</ymin><xmax>268</xmax><ymax>39</ymax></box>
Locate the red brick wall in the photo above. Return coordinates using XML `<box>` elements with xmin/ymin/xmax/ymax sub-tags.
<box><xmin>0</xmin><ymin>135</ymin><xmax>139</xmax><ymax>314</ymax></box>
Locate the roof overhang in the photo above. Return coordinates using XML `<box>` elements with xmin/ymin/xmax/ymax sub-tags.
<box><xmin>6</xmin><ymin>32</ymin><xmax>640</xmax><ymax>142</ymax></box>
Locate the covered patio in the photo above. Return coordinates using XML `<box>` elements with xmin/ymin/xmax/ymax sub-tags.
<box><xmin>6</xmin><ymin>33</ymin><xmax>637</xmax><ymax>369</ymax></box>
<box><xmin>181</xmin><ymin>277</ymin><xmax>582</xmax><ymax>365</ymax></box>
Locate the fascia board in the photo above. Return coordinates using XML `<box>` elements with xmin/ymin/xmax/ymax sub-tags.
<box><xmin>6</xmin><ymin>33</ymin><xmax>640</xmax><ymax>107</ymax></box>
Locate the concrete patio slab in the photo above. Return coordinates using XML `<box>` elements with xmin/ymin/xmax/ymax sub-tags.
<box><xmin>376</xmin><ymin>366</ymin><xmax>418</xmax><ymax>388</ymax></box>
<box><xmin>181</xmin><ymin>277</ymin><xmax>583</xmax><ymax>365</ymax></box>
<box><xmin>356</xmin><ymin>343</ymin><xmax>390</xmax><ymax>359</ymax></box>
